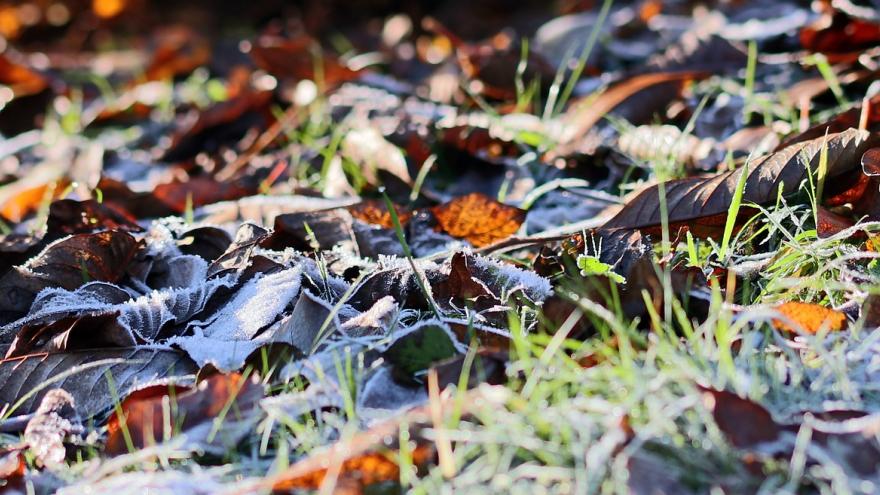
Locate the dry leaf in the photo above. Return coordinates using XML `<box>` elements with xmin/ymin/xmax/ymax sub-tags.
<box><xmin>772</xmin><ymin>301</ymin><xmax>846</xmax><ymax>334</ymax></box>
<box><xmin>431</xmin><ymin>193</ymin><xmax>525</xmax><ymax>247</ymax></box>
<box><xmin>349</xmin><ymin>200</ymin><xmax>412</xmax><ymax>229</ymax></box>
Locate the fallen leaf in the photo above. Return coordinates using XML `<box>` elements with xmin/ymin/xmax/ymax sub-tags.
<box><xmin>105</xmin><ymin>372</ymin><xmax>263</xmax><ymax>456</ymax></box>
<box><xmin>431</xmin><ymin>193</ymin><xmax>525</xmax><ymax>247</ymax></box>
<box><xmin>142</xmin><ymin>27</ymin><xmax>211</xmax><ymax>82</ymax></box>
<box><xmin>270</xmin><ymin>423</ymin><xmax>434</xmax><ymax>491</ymax></box>
<box><xmin>262</xmin><ymin>209</ymin><xmax>358</xmax><ymax>252</ymax></box>
<box><xmin>800</xmin><ymin>11</ymin><xmax>880</xmax><ymax>62</ymax></box>
<box><xmin>702</xmin><ymin>387</ymin><xmax>880</xmax><ymax>478</ymax></box>
<box><xmin>152</xmin><ymin>176</ymin><xmax>258</xmax><ymax>214</ymax></box>
<box><xmin>702</xmin><ymin>388</ymin><xmax>785</xmax><ymax>449</ymax></box>
<box><xmin>382</xmin><ymin>321</ymin><xmax>462</xmax><ymax>384</ymax></box>
<box><xmin>772</xmin><ymin>301</ymin><xmax>847</xmax><ymax>335</ymax></box>
<box><xmin>161</xmin><ymin>90</ymin><xmax>273</xmax><ymax>163</ymax></box>
<box><xmin>0</xmin><ymin>450</ymin><xmax>25</xmax><ymax>493</ymax></box>
<box><xmin>0</xmin><ymin>230</ymin><xmax>141</xmax><ymax>316</ymax></box>
<box><xmin>561</xmin><ymin>71</ymin><xmax>706</xmax><ymax>145</ymax></box>
<box><xmin>348</xmin><ymin>200</ymin><xmax>412</xmax><ymax>229</ymax></box>
<box><xmin>816</xmin><ymin>206</ymin><xmax>855</xmax><ymax>238</ymax></box>
<box><xmin>0</xmin><ymin>180</ymin><xmax>69</xmax><ymax>224</ymax></box>
<box><xmin>430</xmin><ymin>348</ymin><xmax>508</xmax><ymax>390</ymax></box>
<box><xmin>47</xmin><ymin>199</ymin><xmax>143</xmax><ymax>235</ymax></box>
<box><xmin>602</xmin><ymin>128</ymin><xmax>876</xmax><ymax>236</ymax></box>
<box><xmin>248</xmin><ymin>34</ymin><xmax>358</xmax><ymax>85</ymax></box>
<box><xmin>0</xmin><ymin>348</ymin><xmax>196</xmax><ymax>417</ymax></box>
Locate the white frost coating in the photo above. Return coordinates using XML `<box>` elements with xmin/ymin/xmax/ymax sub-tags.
<box><xmin>469</xmin><ymin>254</ymin><xmax>553</xmax><ymax>302</ymax></box>
<box><xmin>2</xmin><ymin>274</ymin><xmax>237</xmax><ymax>343</ymax></box>
<box><xmin>186</xmin><ymin>266</ymin><xmax>303</xmax><ymax>341</ymax></box>
<box><xmin>172</xmin><ymin>336</ymin><xmax>263</xmax><ymax>372</ymax></box>
<box><xmin>357</xmin><ymin>365</ymin><xmax>427</xmax><ymax>422</ymax></box>
<box><xmin>141</xmin><ymin>220</ymin><xmax>183</xmax><ymax>258</ymax></box>
<box><xmin>341</xmin><ymin>295</ymin><xmax>398</xmax><ymax>335</ymax></box>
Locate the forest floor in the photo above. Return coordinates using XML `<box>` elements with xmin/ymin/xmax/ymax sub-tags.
<box><xmin>2</xmin><ymin>0</ymin><xmax>880</xmax><ymax>493</ymax></box>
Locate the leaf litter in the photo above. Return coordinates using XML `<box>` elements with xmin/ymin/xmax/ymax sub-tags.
<box><xmin>3</xmin><ymin>0</ymin><xmax>880</xmax><ymax>493</ymax></box>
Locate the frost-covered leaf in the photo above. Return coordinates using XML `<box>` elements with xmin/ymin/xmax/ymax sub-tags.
<box><xmin>0</xmin><ymin>348</ymin><xmax>196</xmax><ymax>417</ymax></box>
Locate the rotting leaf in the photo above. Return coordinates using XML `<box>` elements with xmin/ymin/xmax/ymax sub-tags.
<box><xmin>772</xmin><ymin>301</ymin><xmax>847</xmax><ymax>335</ymax></box>
<box><xmin>105</xmin><ymin>372</ymin><xmax>263</xmax><ymax>456</ymax></box>
<box><xmin>431</xmin><ymin>192</ymin><xmax>525</xmax><ymax>247</ymax></box>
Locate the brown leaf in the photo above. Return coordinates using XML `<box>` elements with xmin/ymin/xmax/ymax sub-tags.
<box><xmin>0</xmin><ymin>53</ymin><xmax>48</xmax><ymax>98</ymax></box>
<box><xmin>142</xmin><ymin>27</ymin><xmax>211</xmax><ymax>82</ymax></box>
<box><xmin>800</xmin><ymin>11</ymin><xmax>880</xmax><ymax>61</ymax></box>
<box><xmin>0</xmin><ymin>450</ymin><xmax>25</xmax><ymax>493</ymax></box>
<box><xmin>816</xmin><ymin>206</ymin><xmax>855</xmax><ymax>239</ymax></box>
<box><xmin>268</xmin><ymin>391</ymin><xmax>450</xmax><ymax>492</ymax></box>
<box><xmin>701</xmin><ymin>388</ymin><xmax>786</xmax><ymax>449</ymax></box>
<box><xmin>47</xmin><ymin>199</ymin><xmax>143</xmax><ymax>235</ymax></box>
<box><xmin>248</xmin><ymin>34</ymin><xmax>358</xmax><ymax>85</ymax></box>
<box><xmin>0</xmin><ymin>52</ymin><xmax>53</xmax><ymax>135</ymax></box>
<box><xmin>152</xmin><ymin>176</ymin><xmax>258</xmax><ymax>214</ymax></box>
<box><xmin>602</xmin><ymin>129</ymin><xmax>876</xmax><ymax>235</ymax></box>
<box><xmin>561</xmin><ymin>71</ymin><xmax>706</xmax><ymax>145</ymax></box>
<box><xmin>0</xmin><ymin>230</ymin><xmax>141</xmax><ymax>316</ymax></box>
<box><xmin>105</xmin><ymin>372</ymin><xmax>263</xmax><ymax>456</ymax></box>
<box><xmin>262</xmin><ymin>209</ymin><xmax>357</xmax><ymax>252</ymax></box>
<box><xmin>431</xmin><ymin>193</ymin><xmax>525</xmax><ymax>247</ymax></box>
<box><xmin>772</xmin><ymin>301</ymin><xmax>847</xmax><ymax>335</ymax></box>
<box><xmin>862</xmin><ymin>294</ymin><xmax>880</xmax><ymax>328</ymax></box>
<box><xmin>703</xmin><ymin>387</ymin><xmax>880</xmax><ymax>478</ymax></box>
<box><xmin>161</xmin><ymin>90</ymin><xmax>273</xmax><ymax>163</ymax></box>
<box><xmin>19</xmin><ymin>231</ymin><xmax>140</xmax><ymax>289</ymax></box>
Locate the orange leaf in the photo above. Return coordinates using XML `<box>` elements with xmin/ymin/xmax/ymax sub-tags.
<box><xmin>348</xmin><ymin>200</ymin><xmax>411</xmax><ymax>229</ymax></box>
<box><xmin>105</xmin><ymin>373</ymin><xmax>262</xmax><ymax>456</ymax></box>
<box><xmin>273</xmin><ymin>446</ymin><xmax>434</xmax><ymax>491</ymax></box>
<box><xmin>92</xmin><ymin>0</ymin><xmax>128</xmax><ymax>19</ymax></box>
<box><xmin>431</xmin><ymin>193</ymin><xmax>525</xmax><ymax>247</ymax></box>
<box><xmin>0</xmin><ymin>180</ymin><xmax>69</xmax><ymax>223</ymax></box>
<box><xmin>0</xmin><ymin>53</ymin><xmax>48</xmax><ymax>98</ymax></box>
<box><xmin>772</xmin><ymin>302</ymin><xmax>846</xmax><ymax>335</ymax></box>
<box><xmin>270</xmin><ymin>403</ymin><xmax>437</xmax><ymax>491</ymax></box>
